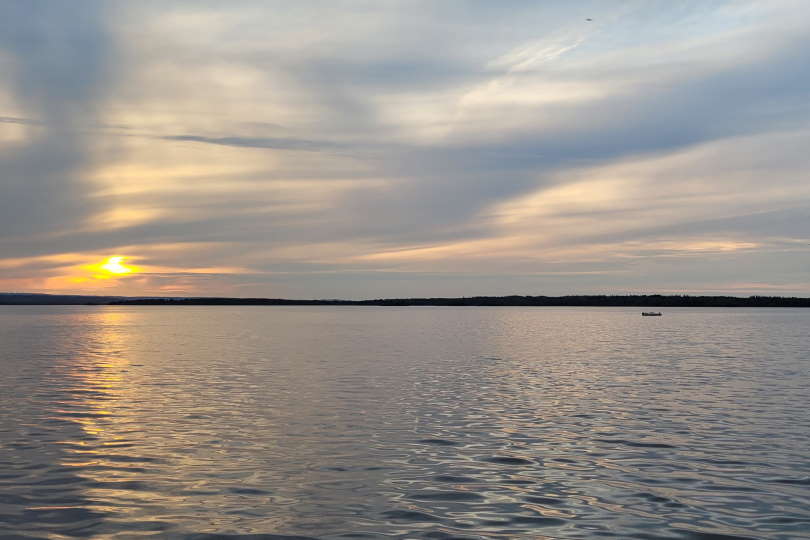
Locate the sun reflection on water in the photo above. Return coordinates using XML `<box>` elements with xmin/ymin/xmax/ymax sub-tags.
<box><xmin>5</xmin><ymin>306</ymin><xmax>807</xmax><ymax>538</ymax></box>
<box><xmin>45</xmin><ymin>309</ymin><xmax>168</xmax><ymax>518</ymax></box>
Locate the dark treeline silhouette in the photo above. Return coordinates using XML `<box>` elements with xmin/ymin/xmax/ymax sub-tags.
<box><xmin>112</xmin><ymin>295</ymin><xmax>810</xmax><ymax>307</ymax></box>
<box><xmin>0</xmin><ymin>293</ymin><xmax>124</xmax><ymax>305</ymax></box>
<box><xmin>3</xmin><ymin>292</ymin><xmax>808</xmax><ymax>307</ymax></box>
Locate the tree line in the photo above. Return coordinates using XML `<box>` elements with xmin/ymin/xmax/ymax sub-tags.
<box><xmin>113</xmin><ymin>294</ymin><xmax>810</xmax><ymax>307</ymax></box>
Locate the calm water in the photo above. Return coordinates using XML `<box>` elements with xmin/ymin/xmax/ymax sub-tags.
<box><xmin>1</xmin><ymin>306</ymin><xmax>808</xmax><ymax>540</ymax></box>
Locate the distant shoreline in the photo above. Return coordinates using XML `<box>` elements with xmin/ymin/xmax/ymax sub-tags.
<box><xmin>2</xmin><ymin>293</ymin><xmax>809</xmax><ymax>307</ymax></box>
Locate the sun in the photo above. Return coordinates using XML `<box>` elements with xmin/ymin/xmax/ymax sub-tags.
<box><xmin>101</xmin><ymin>256</ymin><xmax>134</xmax><ymax>275</ymax></box>
<box><xmin>80</xmin><ymin>256</ymin><xmax>140</xmax><ymax>280</ymax></box>
<box><xmin>66</xmin><ymin>256</ymin><xmax>142</xmax><ymax>285</ymax></box>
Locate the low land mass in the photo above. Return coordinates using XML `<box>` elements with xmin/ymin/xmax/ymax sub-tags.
<box><xmin>110</xmin><ymin>295</ymin><xmax>810</xmax><ymax>307</ymax></box>
<box><xmin>3</xmin><ymin>293</ymin><xmax>808</xmax><ymax>307</ymax></box>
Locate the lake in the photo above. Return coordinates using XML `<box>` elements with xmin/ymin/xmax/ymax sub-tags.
<box><xmin>1</xmin><ymin>306</ymin><xmax>808</xmax><ymax>539</ymax></box>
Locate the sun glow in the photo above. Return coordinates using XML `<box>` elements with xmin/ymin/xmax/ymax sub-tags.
<box><xmin>82</xmin><ymin>256</ymin><xmax>140</xmax><ymax>280</ymax></box>
<box><xmin>101</xmin><ymin>256</ymin><xmax>133</xmax><ymax>274</ymax></box>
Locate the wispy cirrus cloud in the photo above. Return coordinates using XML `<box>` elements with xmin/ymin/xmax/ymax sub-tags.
<box><xmin>157</xmin><ymin>134</ymin><xmax>336</xmax><ymax>151</ymax></box>
<box><xmin>1</xmin><ymin>1</ymin><xmax>809</xmax><ymax>297</ymax></box>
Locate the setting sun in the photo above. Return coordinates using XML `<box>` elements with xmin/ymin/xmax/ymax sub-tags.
<box><xmin>101</xmin><ymin>256</ymin><xmax>134</xmax><ymax>275</ymax></box>
<box><xmin>81</xmin><ymin>256</ymin><xmax>141</xmax><ymax>281</ymax></box>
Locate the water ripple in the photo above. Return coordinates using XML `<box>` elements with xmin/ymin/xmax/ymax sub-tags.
<box><xmin>1</xmin><ymin>305</ymin><xmax>809</xmax><ymax>539</ymax></box>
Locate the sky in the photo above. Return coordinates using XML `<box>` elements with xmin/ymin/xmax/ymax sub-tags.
<box><xmin>1</xmin><ymin>0</ymin><xmax>809</xmax><ymax>299</ymax></box>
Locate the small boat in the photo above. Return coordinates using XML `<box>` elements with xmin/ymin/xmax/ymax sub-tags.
<box><xmin>642</xmin><ymin>312</ymin><xmax>662</xmax><ymax>316</ymax></box>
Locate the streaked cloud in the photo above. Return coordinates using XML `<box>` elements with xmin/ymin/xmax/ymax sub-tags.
<box><xmin>1</xmin><ymin>1</ymin><xmax>808</xmax><ymax>297</ymax></box>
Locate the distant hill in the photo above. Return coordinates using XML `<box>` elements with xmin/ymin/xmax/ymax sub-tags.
<box><xmin>3</xmin><ymin>293</ymin><xmax>809</xmax><ymax>307</ymax></box>
<box><xmin>0</xmin><ymin>293</ymin><xmax>126</xmax><ymax>305</ymax></box>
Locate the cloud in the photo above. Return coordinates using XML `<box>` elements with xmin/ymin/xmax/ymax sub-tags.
<box><xmin>0</xmin><ymin>115</ymin><xmax>44</xmax><ymax>126</ymax></box>
<box><xmin>338</xmin><ymin>28</ymin><xmax>810</xmax><ymax>241</ymax></box>
<box><xmin>1</xmin><ymin>1</ymin><xmax>809</xmax><ymax>297</ymax></box>
<box><xmin>0</xmin><ymin>1</ymin><xmax>113</xmax><ymax>238</ymax></box>
<box><xmin>158</xmin><ymin>134</ymin><xmax>335</xmax><ymax>151</ymax></box>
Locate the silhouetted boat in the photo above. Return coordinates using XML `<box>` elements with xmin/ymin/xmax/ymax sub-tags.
<box><xmin>642</xmin><ymin>312</ymin><xmax>662</xmax><ymax>316</ymax></box>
